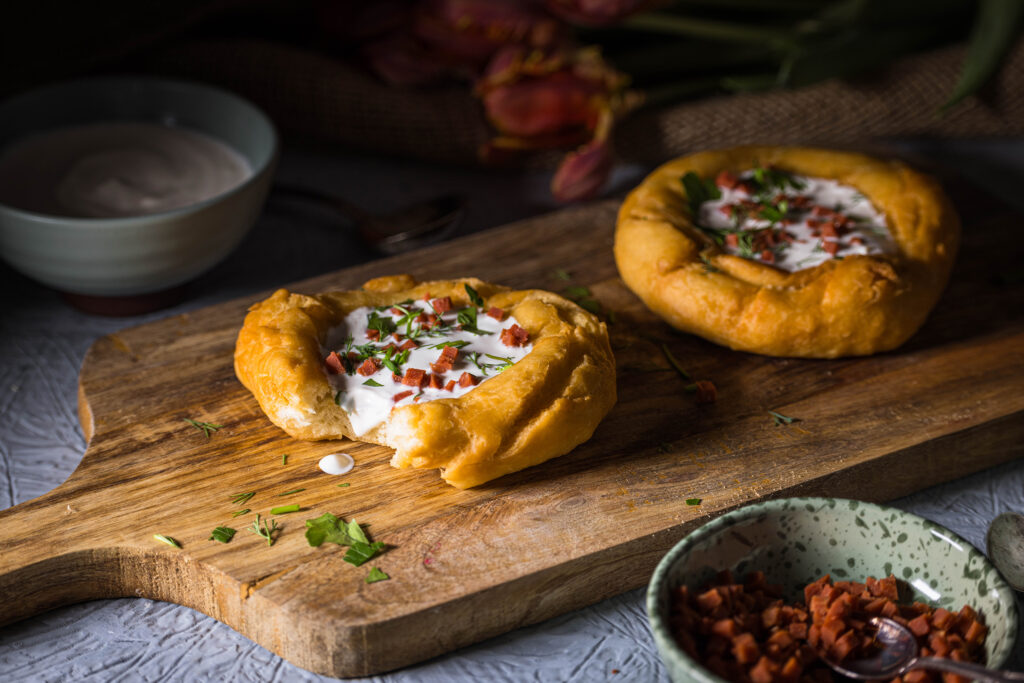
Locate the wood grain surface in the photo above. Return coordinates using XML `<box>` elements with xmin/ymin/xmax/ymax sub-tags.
<box><xmin>0</xmin><ymin>179</ymin><xmax>1022</xmax><ymax>678</ymax></box>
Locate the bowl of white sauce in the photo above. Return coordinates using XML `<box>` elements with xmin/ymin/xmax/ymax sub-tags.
<box><xmin>0</xmin><ymin>76</ymin><xmax>277</xmax><ymax>306</ymax></box>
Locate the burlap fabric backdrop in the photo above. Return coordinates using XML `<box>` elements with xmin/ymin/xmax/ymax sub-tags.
<box><xmin>144</xmin><ymin>37</ymin><xmax>1024</xmax><ymax>168</ymax></box>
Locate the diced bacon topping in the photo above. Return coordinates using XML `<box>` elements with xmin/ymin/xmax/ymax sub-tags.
<box><xmin>500</xmin><ymin>324</ymin><xmax>529</xmax><ymax>347</ymax></box>
<box><xmin>324</xmin><ymin>351</ymin><xmax>344</xmax><ymax>375</ymax></box>
<box><xmin>356</xmin><ymin>358</ymin><xmax>380</xmax><ymax>377</ymax></box>
<box><xmin>392</xmin><ymin>372</ymin><xmax>403</xmax><ymax>383</ymax></box>
<box><xmin>428</xmin><ymin>373</ymin><xmax>444</xmax><ymax>390</ymax></box>
<box><xmin>415</xmin><ymin>313</ymin><xmax>428</xmax><ymax>323</ymax></box>
<box><xmin>365</xmin><ymin>328</ymin><xmax>380</xmax><ymax>341</ymax></box>
<box><xmin>392</xmin><ymin>333</ymin><xmax>403</xmax><ymax>342</ymax></box>
<box><xmin>430</xmin><ymin>345</ymin><xmax>459</xmax><ymax>374</ymax></box>
<box><xmin>487</xmin><ymin>306</ymin><xmax>506</xmax><ymax>321</ymax></box>
<box><xmin>821</xmin><ymin>221</ymin><xmax>838</xmax><ymax>239</ymax></box>
<box><xmin>432</xmin><ymin>297</ymin><xmax>453</xmax><ymax>313</ymax></box>
<box><xmin>823</xmin><ymin>240</ymin><xmax>839</xmax><ymax>256</ymax></box>
<box><xmin>402</xmin><ymin>368</ymin><xmax>427</xmax><ymax>387</ymax></box>
<box><xmin>458</xmin><ymin>372</ymin><xmax>478</xmax><ymax>387</ymax></box>
<box><xmin>716</xmin><ymin>170</ymin><xmax>739</xmax><ymax>189</ymax></box>
<box><xmin>725</xmin><ymin>233</ymin><xmax>739</xmax><ymax>248</ymax></box>
<box><xmin>444</xmin><ymin>379</ymin><xmax>456</xmax><ymax>392</ymax></box>
<box><xmin>393</xmin><ymin>390</ymin><xmax>413</xmax><ymax>403</ymax></box>
<box><xmin>421</xmin><ymin>292</ymin><xmax>432</xmax><ymax>301</ymax></box>
<box><xmin>719</xmin><ymin>205</ymin><xmax>734</xmax><ymax>217</ymax></box>
<box><xmin>399</xmin><ymin>339</ymin><xmax>419</xmax><ymax>351</ymax></box>
<box><xmin>389</xmin><ymin>307</ymin><xmax>403</xmax><ymax>315</ymax></box>
<box><xmin>760</xmin><ymin>249</ymin><xmax>775</xmax><ymax>264</ymax></box>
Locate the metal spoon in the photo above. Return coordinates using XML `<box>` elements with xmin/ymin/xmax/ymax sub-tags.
<box><xmin>271</xmin><ymin>183</ymin><xmax>465</xmax><ymax>255</ymax></box>
<box><xmin>987</xmin><ymin>511</ymin><xmax>1024</xmax><ymax>592</ymax></box>
<box><xmin>823</xmin><ymin>617</ymin><xmax>1024</xmax><ymax>683</ymax></box>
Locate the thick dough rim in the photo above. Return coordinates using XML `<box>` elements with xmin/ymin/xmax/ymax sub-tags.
<box><xmin>614</xmin><ymin>146</ymin><xmax>960</xmax><ymax>358</ymax></box>
<box><xmin>234</xmin><ymin>274</ymin><xmax>617</xmax><ymax>488</ymax></box>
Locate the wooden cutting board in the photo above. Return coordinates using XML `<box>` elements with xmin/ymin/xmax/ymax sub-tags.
<box><xmin>1</xmin><ymin>180</ymin><xmax>1022</xmax><ymax>678</ymax></box>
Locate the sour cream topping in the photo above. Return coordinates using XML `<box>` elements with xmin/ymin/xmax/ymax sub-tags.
<box><xmin>696</xmin><ymin>169</ymin><xmax>896</xmax><ymax>272</ymax></box>
<box><xmin>324</xmin><ymin>295</ymin><xmax>533</xmax><ymax>436</ymax></box>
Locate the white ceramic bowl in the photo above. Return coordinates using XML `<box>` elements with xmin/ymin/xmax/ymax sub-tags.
<box><xmin>0</xmin><ymin>76</ymin><xmax>277</xmax><ymax>298</ymax></box>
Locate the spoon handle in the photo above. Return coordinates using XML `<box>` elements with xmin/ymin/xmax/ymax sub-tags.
<box><xmin>914</xmin><ymin>656</ymin><xmax>1024</xmax><ymax>682</ymax></box>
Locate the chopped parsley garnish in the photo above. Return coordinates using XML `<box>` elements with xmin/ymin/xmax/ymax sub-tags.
<box><xmin>209</xmin><ymin>526</ymin><xmax>236</xmax><ymax>543</ymax></box>
<box><xmin>682</xmin><ymin>171</ymin><xmax>721</xmax><ymax>217</ymax></box>
<box><xmin>686</xmin><ymin>498</ymin><xmax>702</xmax><ymax>506</ymax></box>
<box><xmin>184</xmin><ymin>418</ymin><xmax>222</xmax><ymax>438</ymax></box>
<box><xmin>465</xmin><ymin>283</ymin><xmax>485</xmax><ymax>308</ymax></box>
<box><xmin>231</xmin><ymin>492</ymin><xmax>256</xmax><ymax>506</ymax></box>
<box><xmin>249</xmin><ymin>514</ymin><xmax>280</xmax><ymax>547</ymax></box>
<box><xmin>334</xmin><ymin>390</ymin><xmax>345</xmax><ymax>406</ymax></box>
<box><xmin>751</xmin><ymin>166</ymin><xmax>805</xmax><ymax>196</ymax></box>
<box><xmin>305</xmin><ymin>512</ymin><xmax>386</xmax><ymax>567</ymax></box>
<box><xmin>270</xmin><ymin>504</ymin><xmax>300</xmax><ymax>515</ymax></box>
<box><xmin>365</xmin><ymin>567</ymin><xmax>390</xmax><ymax>583</ymax></box>
<box><xmin>363</xmin><ymin>379</ymin><xmax>383</xmax><ymax>387</ymax></box>
<box><xmin>153</xmin><ymin>534</ymin><xmax>181</xmax><ymax>548</ymax></box>
<box><xmin>366</xmin><ymin>311</ymin><xmax>396</xmax><ymax>337</ymax></box>
<box><xmin>456</xmin><ymin>306</ymin><xmax>488</xmax><ymax>335</ymax></box>
<box><xmin>769</xmin><ymin>410</ymin><xmax>799</xmax><ymax>426</ymax></box>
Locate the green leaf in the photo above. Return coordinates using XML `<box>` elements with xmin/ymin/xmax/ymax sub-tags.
<box><xmin>944</xmin><ymin>0</ymin><xmax>1024</xmax><ymax>109</ymax></box>
<box><xmin>430</xmin><ymin>340</ymin><xmax>470</xmax><ymax>349</ymax></box>
<box><xmin>464</xmin><ymin>284</ymin><xmax>485</xmax><ymax>308</ymax></box>
<box><xmin>363</xmin><ymin>379</ymin><xmax>383</xmax><ymax>387</ymax></box>
<box><xmin>686</xmin><ymin>498</ymin><xmax>702</xmax><ymax>506</ymax></box>
<box><xmin>304</xmin><ymin>512</ymin><xmax>353</xmax><ymax>547</ymax></box>
<box><xmin>681</xmin><ymin>171</ymin><xmax>721</xmax><ymax>217</ymax></box>
<box><xmin>209</xmin><ymin>526</ymin><xmax>236</xmax><ymax>543</ymax></box>
<box><xmin>153</xmin><ymin>534</ymin><xmax>181</xmax><ymax>548</ymax></box>
<box><xmin>344</xmin><ymin>541</ymin><xmax>386</xmax><ymax>567</ymax></box>
<box><xmin>346</xmin><ymin>518</ymin><xmax>370</xmax><ymax>545</ymax></box>
<box><xmin>365</xmin><ymin>566</ymin><xmax>391</xmax><ymax>583</ymax></box>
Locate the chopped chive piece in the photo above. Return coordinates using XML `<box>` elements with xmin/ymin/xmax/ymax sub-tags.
<box><xmin>278</xmin><ymin>488</ymin><xmax>305</xmax><ymax>496</ymax></box>
<box><xmin>337</xmin><ymin>483</ymin><xmax>350</xmax><ymax>487</ymax></box>
<box><xmin>231</xmin><ymin>492</ymin><xmax>256</xmax><ymax>505</ymax></box>
<box><xmin>232</xmin><ymin>508</ymin><xmax>250</xmax><ymax>518</ymax></box>
<box><xmin>209</xmin><ymin>526</ymin><xmax>236</xmax><ymax>543</ymax></box>
<box><xmin>249</xmin><ymin>514</ymin><xmax>280</xmax><ymax>547</ymax></box>
<box><xmin>660</xmin><ymin>344</ymin><xmax>691</xmax><ymax>380</ymax></box>
<box><xmin>365</xmin><ymin>567</ymin><xmax>390</xmax><ymax>583</ymax></box>
<box><xmin>553</xmin><ymin>268</ymin><xmax>571</xmax><ymax>281</ymax></box>
<box><xmin>270</xmin><ymin>504</ymin><xmax>300</xmax><ymax>515</ymax></box>
<box><xmin>769</xmin><ymin>410</ymin><xmax>798</xmax><ymax>426</ymax></box>
<box><xmin>686</xmin><ymin>498</ymin><xmax>702</xmax><ymax>506</ymax></box>
<box><xmin>363</xmin><ymin>379</ymin><xmax>384</xmax><ymax>387</ymax></box>
<box><xmin>154</xmin><ymin>534</ymin><xmax>181</xmax><ymax>548</ymax></box>
<box><xmin>184</xmin><ymin>418</ymin><xmax>222</xmax><ymax>438</ymax></box>
<box><xmin>281</xmin><ymin>453</ymin><xmax>288</xmax><ymax>466</ymax></box>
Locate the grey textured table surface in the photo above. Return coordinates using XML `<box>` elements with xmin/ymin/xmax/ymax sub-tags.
<box><xmin>1</xmin><ymin>140</ymin><xmax>1022</xmax><ymax>682</ymax></box>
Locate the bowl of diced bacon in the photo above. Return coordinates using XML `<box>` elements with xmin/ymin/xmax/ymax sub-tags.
<box><xmin>646</xmin><ymin>497</ymin><xmax>1019</xmax><ymax>683</ymax></box>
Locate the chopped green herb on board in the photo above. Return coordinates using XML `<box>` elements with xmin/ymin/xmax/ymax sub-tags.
<box><xmin>270</xmin><ymin>504</ymin><xmax>300</xmax><ymax>515</ymax></box>
<box><xmin>249</xmin><ymin>514</ymin><xmax>280</xmax><ymax>547</ymax></box>
<box><xmin>660</xmin><ymin>345</ymin><xmax>691</xmax><ymax>380</ymax></box>
<box><xmin>184</xmin><ymin>418</ymin><xmax>221</xmax><ymax>438</ymax></box>
<box><xmin>337</xmin><ymin>483</ymin><xmax>350</xmax><ymax>488</ymax></box>
<box><xmin>769</xmin><ymin>410</ymin><xmax>799</xmax><ymax>426</ymax></box>
<box><xmin>553</xmin><ymin>268</ymin><xmax>572</xmax><ymax>281</ymax></box>
<box><xmin>209</xmin><ymin>526</ymin><xmax>236</xmax><ymax>543</ymax></box>
<box><xmin>231</xmin><ymin>492</ymin><xmax>256</xmax><ymax>506</ymax></box>
<box><xmin>232</xmin><ymin>508</ymin><xmax>250</xmax><ymax>518</ymax></box>
<box><xmin>278</xmin><ymin>488</ymin><xmax>305</xmax><ymax>497</ymax></box>
<box><xmin>281</xmin><ymin>453</ymin><xmax>288</xmax><ymax>465</ymax></box>
<box><xmin>365</xmin><ymin>567</ymin><xmax>390</xmax><ymax>583</ymax></box>
<box><xmin>686</xmin><ymin>498</ymin><xmax>702</xmax><ymax>506</ymax></box>
<box><xmin>154</xmin><ymin>534</ymin><xmax>181</xmax><ymax>548</ymax></box>
<box><xmin>305</xmin><ymin>512</ymin><xmax>387</xmax><ymax>567</ymax></box>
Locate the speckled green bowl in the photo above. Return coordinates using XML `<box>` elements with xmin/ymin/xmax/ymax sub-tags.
<box><xmin>647</xmin><ymin>497</ymin><xmax>1019</xmax><ymax>683</ymax></box>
